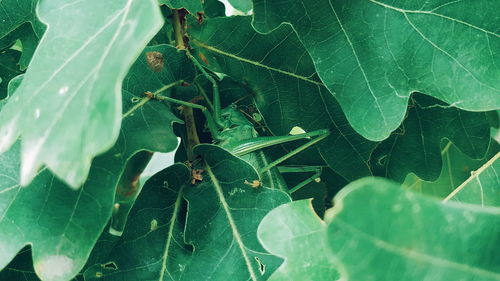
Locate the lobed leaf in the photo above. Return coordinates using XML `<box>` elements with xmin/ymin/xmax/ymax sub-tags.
<box><xmin>189</xmin><ymin>16</ymin><xmax>495</xmax><ymax>184</ymax></box>
<box><xmin>258</xmin><ymin>200</ymin><xmax>339</xmax><ymax>281</ymax></box>
<box><xmin>371</xmin><ymin>94</ymin><xmax>494</xmax><ymax>182</ymax></box>
<box><xmin>183</xmin><ymin>145</ymin><xmax>290</xmax><ymax>280</ymax></box>
<box><xmin>84</xmin><ymin>144</ymin><xmax>291</xmax><ymax>281</ymax></box>
<box><xmin>403</xmin><ymin>141</ymin><xmax>500</xmax><ymax>199</ymax></box>
<box><xmin>0</xmin><ymin>0</ymin><xmax>164</xmax><ymax>188</ymax></box>
<box><xmin>83</xmin><ymin>164</ymin><xmax>192</xmax><ymax>281</ymax></box>
<box><xmin>326</xmin><ymin>177</ymin><xmax>500</xmax><ymax>280</ymax></box>
<box><xmin>252</xmin><ymin>0</ymin><xmax>500</xmax><ymax>141</ymax></box>
<box><xmin>0</xmin><ymin>45</ymin><xmax>194</xmax><ymax>281</ymax></box>
<box><xmin>259</xmin><ymin>175</ymin><xmax>500</xmax><ymax>280</ymax></box>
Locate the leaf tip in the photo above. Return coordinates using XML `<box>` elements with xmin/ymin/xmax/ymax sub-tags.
<box><xmin>35</xmin><ymin>255</ymin><xmax>76</xmax><ymax>281</ymax></box>
<box><xmin>19</xmin><ymin>140</ymin><xmax>44</xmax><ymax>187</ymax></box>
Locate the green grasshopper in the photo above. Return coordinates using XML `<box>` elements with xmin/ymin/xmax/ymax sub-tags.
<box><xmin>216</xmin><ymin>104</ymin><xmax>328</xmax><ymax>191</ymax></box>
<box><xmin>151</xmin><ymin>50</ymin><xmax>330</xmax><ymax>193</ymax></box>
<box><xmin>110</xmin><ymin>51</ymin><xmax>329</xmax><ymax>235</ymax></box>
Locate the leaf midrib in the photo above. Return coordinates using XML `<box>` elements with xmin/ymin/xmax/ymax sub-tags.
<box><xmin>205</xmin><ymin>163</ymin><xmax>258</xmax><ymax>281</ymax></box>
<box><xmin>443</xmin><ymin>151</ymin><xmax>500</xmax><ymax>202</ymax></box>
<box><xmin>192</xmin><ymin>39</ymin><xmax>324</xmax><ymax>86</ymax></box>
<box><xmin>159</xmin><ymin>186</ymin><xmax>184</xmax><ymax>281</ymax></box>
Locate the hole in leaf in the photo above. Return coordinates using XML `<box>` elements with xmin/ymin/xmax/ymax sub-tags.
<box><xmin>254</xmin><ymin>257</ymin><xmax>265</xmax><ymax>275</ymax></box>
<box><xmin>162</xmin><ymin>180</ymin><xmax>170</xmax><ymax>189</ymax></box>
<box><xmin>376</xmin><ymin>155</ymin><xmax>387</xmax><ymax>166</ymax></box>
<box><xmin>102</xmin><ymin>261</ymin><xmax>118</xmax><ymax>270</ymax></box>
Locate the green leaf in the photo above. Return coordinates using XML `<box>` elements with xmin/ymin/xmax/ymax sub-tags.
<box><xmin>16</xmin><ymin>22</ymin><xmax>42</xmax><ymax>70</ymax></box>
<box><xmin>0</xmin><ymin>247</ymin><xmax>84</xmax><ymax>281</ymax></box>
<box><xmin>79</xmin><ymin>227</ymin><xmax>120</xmax><ymax>276</ymax></box>
<box><xmin>0</xmin><ymin>50</ymin><xmax>22</xmax><ymax>99</ymax></box>
<box><xmin>252</xmin><ymin>0</ymin><xmax>500</xmax><ymax>141</ymax></box>
<box><xmin>325</xmin><ymin>177</ymin><xmax>500</xmax><ymax>280</ymax></box>
<box><xmin>204</xmin><ymin>0</ymin><xmax>226</xmax><ymax>18</ymax></box>
<box><xmin>14</xmin><ymin>23</ymin><xmax>41</xmax><ymax>71</ymax></box>
<box><xmin>84</xmin><ymin>145</ymin><xmax>291</xmax><ymax>281</ymax></box>
<box><xmin>0</xmin><ymin>0</ymin><xmax>45</xmax><ymax>44</ymax></box>
<box><xmin>159</xmin><ymin>0</ymin><xmax>203</xmax><ymax>14</ymax></box>
<box><xmin>0</xmin><ymin>0</ymin><xmax>164</xmax><ymax>188</ymax></box>
<box><xmin>227</xmin><ymin>0</ymin><xmax>252</xmax><ymax>13</ymax></box>
<box><xmin>0</xmin><ymin>45</ymin><xmax>192</xmax><ymax>281</ymax></box>
<box><xmin>257</xmin><ymin>200</ymin><xmax>339</xmax><ymax>281</ymax></box>
<box><xmin>259</xmin><ymin>176</ymin><xmax>500</xmax><ymax>281</ymax></box>
<box><xmin>82</xmin><ymin>164</ymin><xmax>192</xmax><ymax>281</ymax></box>
<box><xmin>403</xmin><ymin>141</ymin><xmax>500</xmax><ymax>199</ymax></box>
<box><xmin>0</xmin><ymin>247</ymin><xmax>41</xmax><ymax>281</ymax></box>
<box><xmin>189</xmin><ymin>16</ymin><xmax>376</xmax><ymax>181</ymax></box>
<box><xmin>0</xmin><ymin>23</ymin><xmax>42</xmax><ymax>71</ymax></box>
<box><xmin>281</xmin><ymin>171</ymin><xmax>328</xmax><ymax>217</ymax></box>
<box><xmin>443</xmin><ymin>151</ymin><xmax>500</xmax><ymax>206</ymax></box>
<box><xmin>182</xmin><ymin>144</ymin><xmax>290</xmax><ymax>280</ymax></box>
<box><xmin>371</xmin><ymin>94</ymin><xmax>493</xmax><ymax>182</ymax></box>
<box><xmin>0</xmin><ymin>0</ymin><xmax>45</xmax><ymax>71</ymax></box>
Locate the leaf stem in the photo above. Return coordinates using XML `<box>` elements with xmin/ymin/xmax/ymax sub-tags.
<box><xmin>122</xmin><ymin>80</ymin><xmax>182</xmax><ymax>118</ymax></box>
<box><xmin>172</xmin><ymin>9</ymin><xmax>185</xmax><ymax>50</ymax></box>
<box><xmin>182</xmin><ymin>106</ymin><xmax>201</xmax><ymax>161</ymax></box>
<box><xmin>443</xmin><ymin>151</ymin><xmax>500</xmax><ymax>202</ymax></box>
<box><xmin>153</xmin><ymin>93</ymin><xmax>221</xmax><ymax>140</ymax></box>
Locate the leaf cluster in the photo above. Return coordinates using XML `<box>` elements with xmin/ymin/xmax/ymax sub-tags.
<box><xmin>0</xmin><ymin>0</ymin><xmax>498</xmax><ymax>280</ymax></box>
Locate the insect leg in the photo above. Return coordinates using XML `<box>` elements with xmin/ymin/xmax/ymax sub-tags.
<box><xmin>185</xmin><ymin>50</ymin><xmax>223</xmax><ymax>127</ymax></box>
<box><xmin>259</xmin><ymin>130</ymin><xmax>330</xmax><ymax>174</ymax></box>
<box><xmin>277</xmin><ymin>166</ymin><xmax>326</xmax><ymax>173</ymax></box>
<box><xmin>278</xmin><ymin>166</ymin><xmax>323</xmax><ymax>194</ymax></box>
<box><xmin>230</xmin><ymin>129</ymin><xmax>329</xmax><ymax>156</ymax></box>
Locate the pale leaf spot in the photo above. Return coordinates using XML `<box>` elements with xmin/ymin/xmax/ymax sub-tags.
<box><xmin>35</xmin><ymin>255</ymin><xmax>75</xmax><ymax>280</ymax></box>
<box><xmin>59</xmin><ymin>86</ymin><xmax>69</xmax><ymax>95</ymax></box>
<box><xmin>289</xmin><ymin>126</ymin><xmax>306</xmax><ymax>135</ymax></box>
<box><xmin>150</xmin><ymin>219</ymin><xmax>158</xmax><ymax>231</ymax></box>
<box><xmin>392</xmin><ymin>204</ymin><xmax>403</xmax><ymax>213</ymax></box>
